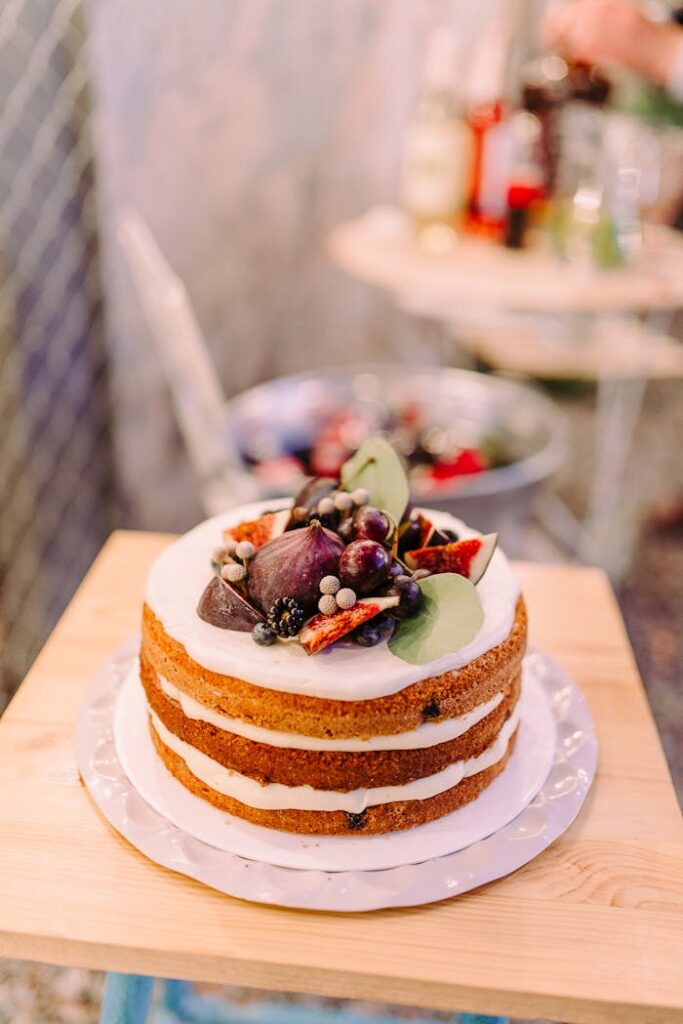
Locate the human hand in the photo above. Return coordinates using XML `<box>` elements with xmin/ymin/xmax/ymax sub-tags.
<box><xmin>541</xmin><ymin>0</ymin><xmax>682</xmax><ymax>86</ymax></box>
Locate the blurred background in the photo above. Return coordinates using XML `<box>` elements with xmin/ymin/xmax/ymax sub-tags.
<box><xmin>0</xmin><ymin>0</ymin><xmax>682</xmax><ymax>1019</ymax></box>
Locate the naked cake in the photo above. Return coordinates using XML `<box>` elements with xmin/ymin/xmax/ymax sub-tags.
<box><xmin>139</xmin><ymin>438</ymin><xmax>527</xmax><ymax>835</ymax></box>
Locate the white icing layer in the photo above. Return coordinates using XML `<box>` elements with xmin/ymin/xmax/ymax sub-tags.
<box><xmin>158</xmin><ymin>674</ymin><xmax>504</xmax><ymax>751</ymax></box>
<box><xmin>145</xmin><ymin>501</ymin><xmax>520</xmax><ymax>701</ymax></box>
<box><xmin>149</xmin><ymin>703</ymin><xmax>520</xmax><ymax>814</ymax></box>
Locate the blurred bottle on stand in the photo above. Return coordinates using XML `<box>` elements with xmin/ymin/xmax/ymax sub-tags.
<box><xmin>465</xmin><ymin>20</ymin><xmax>514</xmax><ymax>240</ymax></box>
<box><xmin>520</xmin><ymin>54</ymin><xmax>569</xmax><ymax>194</ymax></box>
<box><xmin>547</xmin><ymin>53</ymin><xmax>637</xmax><ymax>267</ymax></box>
<box><xmin>504</xmin><ymin>110</ymin><xmax>547</xmax><ymax>248</ymax></box>
<box><xmin>399</xmin><ymin>27</ymin><xmax>472</xmax><ymax>251</ymax></box>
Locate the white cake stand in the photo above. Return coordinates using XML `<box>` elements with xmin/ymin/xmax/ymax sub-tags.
<box><xmin>76</xmin><ymin>637</ymin><xmax>597</xmax><ymax>911</ymax></box>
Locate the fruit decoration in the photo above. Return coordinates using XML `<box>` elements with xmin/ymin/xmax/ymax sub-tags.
<box><xmin>339</xmin><ymin>539</ymin><xmax>391</xmax><ymax>595</ymax></box>
<box><xmin>252</xmin><ymin>622</ymin><xmax>277</xmax><ymax>646</ymax></box>
<box><xmin>221</xmin><ymin>562</ymin><xmax>247</xmax><ymax>584</ymax></box>
<box><xmin>333</xmin><ymin>491</ymin><xmax>353</xmax><ymax>512</ymax></box>
<box><xmin>319</xmin><ymin>575</ymin><xmax>341</xmax><ymax>596</ymax></box>
<box><xmin>234</xmin><ymin>540</ymin><xmax>255</xmax><ymax>561</ymax></box>
<box><xmin>384</xmin><ymin>574</ymin><xmax>423</xmax><ymax>619</ymax></box>
<box><xmin>405</xmin><ymin>534</ymin><xmax>498</xmax><ymax>585</ymax></box>
<box><xmin>299</xmin><ymin>596</ymin><xmax>400</xmax><ymax>655</ymax></box>
<box><xmin>290</xmin><ymin>476</ymin><xmax>338</xmax><ymax>516</ymax></box>
<box><xmin>197</xmin><ymin>576</ymin><xmax>265</xmax><ymax>632</ymax></box>
<box><xmin>248</xmin><ymin>520</ymin><xmax>345</xmax><ymax>615</ymax></box>
<box><xmin>341</xmin><ymin>437</ymin><xmax>409</xmax><ymax>524</ymax></box>
<box><xmin>353</xmin><ymin>505</ymin><xmax>391</xmax><ymax>543</ymax></box>
<box><xmin>335</xmin><ymin>587</ymin><xmax>357</xmax><ymax>610</ymax></box>
<box><xmin>198</xmin><ymin>436</ymin><xmax>494</xmax><ymax>659</ymax></box>
<box><xmin>318</xmin><ymin>594</ymin><xmax>338</xmax><ymax>616</ymax></box>
<box><xmin>267</xmin><ymin>597</ymin><xmax>306</xmax><ymax>638</ymax></box>
<box><xmin>388</xmin><ymin>574</ymin><xmax>484</xmax><ymax>665</ymax></box>
<box><xmin>223</xmin><ymin>509</ymin><xmax>289</xmax><ymax>549</ymax></box>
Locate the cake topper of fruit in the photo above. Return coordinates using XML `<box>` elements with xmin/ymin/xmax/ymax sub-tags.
<box><xmin>197</xmin><ymin>437</ymin><xmax>496</xmax><ymax>664</ymax></box>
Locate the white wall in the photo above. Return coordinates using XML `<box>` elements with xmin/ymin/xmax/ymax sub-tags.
<box><xmin>86</xmin><ymin>0</ymin><xmax>500</xmax><ymax>528</ymax></box>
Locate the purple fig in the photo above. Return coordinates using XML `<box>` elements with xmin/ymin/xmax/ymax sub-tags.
<box><xmin>197</xmin><ymin>576</ymin><xmax>265</xmax><ymax>632</ymax></box>
<box><xmin>289</xmin><ymin>476</ymin><xmax>338</xmax><ymax>516</ymax></box>
<box><xmin>248</xmin><ymin>519</ymin><xmax>345</xmax><ymax>615</ymax></box>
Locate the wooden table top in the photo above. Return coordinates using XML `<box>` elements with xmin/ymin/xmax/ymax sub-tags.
<box><xmin>328</xmin><ymin>208</ymin><xmax>683</xmax><ymax>314</ymax></box>
<box><xmin>0</xmin><ymin>531</ymin><xmax>681</xmax><ymax>1024</ymax></box>
<box><xmin>451</xmin><ymin>315</ymin><xmax>683</xmax><ymax>381</ymax></box>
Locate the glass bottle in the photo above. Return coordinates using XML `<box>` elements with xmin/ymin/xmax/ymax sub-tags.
<box><xmin>400</xmin><ymin>27</ymin><xmax>472</xmax><ymax>245</ymax></box>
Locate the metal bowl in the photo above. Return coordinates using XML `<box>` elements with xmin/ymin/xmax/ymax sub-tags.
<box><xmin>223</xmin><ymin>365</ymin><xmax>568</xmax><ymax>550</ymax></box>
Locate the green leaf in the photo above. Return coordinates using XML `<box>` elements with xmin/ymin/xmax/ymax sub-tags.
<box><xmin>341</xmin><ymin>437</ymin><xmax>409</xmax><ymax>523</ymax></box>
<box><xmin>389</xmin><ymin>573</ymin><xmax>484</xmax><ymax>665</ymax></box>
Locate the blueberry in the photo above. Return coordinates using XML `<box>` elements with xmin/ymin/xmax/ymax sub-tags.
<box><xmin>346</xmin><ymin>810</ymin><xmax>367</xmax><ymax>830</ymax></box>
<box><xmin>252</xmin><ymin>622</ymin><xmax>277</xmax><ymax>646</ymax></box>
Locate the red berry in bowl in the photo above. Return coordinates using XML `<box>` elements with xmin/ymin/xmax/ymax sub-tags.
<box><xmin>353</xmin><ymin>506</ymin><xmax>391</xmax><ymax>544</ymax></box>
<box><xmin>339</xmin><ymin>540</ymin><xmax>391</xmax><ymax>594</ymax></box>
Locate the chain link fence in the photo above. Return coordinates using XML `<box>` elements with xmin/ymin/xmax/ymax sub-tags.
<box><xmin>0</xmin><ymin>0</ymin><xmax>115</xmax><ymax>704</ymax></box>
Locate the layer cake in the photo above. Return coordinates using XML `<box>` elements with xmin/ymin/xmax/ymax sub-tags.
<box><xmin>138</xmin><ymin>490</ymin><xmax>526</xmax><ymax>835</ymax></box>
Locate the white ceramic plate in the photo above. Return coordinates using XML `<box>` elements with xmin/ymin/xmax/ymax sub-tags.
<box><xmin>76</xmin><ymin>638</ymin><xmax>597</xmax><ymax>911</ymax></box>
<box><xmin>114</xmin><ymin>661</ymin><xmax>555</xmax><ymax>872</ymax></box>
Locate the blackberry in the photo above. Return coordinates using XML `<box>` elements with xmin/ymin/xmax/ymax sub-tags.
<box><xmin>346</xmin><ymin>810</ymin><xmax>367</xmax><ymax>830</ymax></box>
<box><xmin>422</xmin><ymin>699</ymin><xmax>440</xmax><ymax>720</ymax></box>
<box><xmin>267</xmin><ymin>597</ymin><xmax>305</xmax><ymax>638</ymax></box>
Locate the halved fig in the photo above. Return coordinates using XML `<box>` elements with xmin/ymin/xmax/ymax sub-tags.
<box><xmin>223</xmin><ymin>509</ymin><xmax>290</xmax><ymax>549</ymax></box>
<box><xmin>197</xmin><ymin>576</ymin><xmax>265</xmax><ymax>632</ymax></box>
<box><xmin>299</xmin><ymin>595</ymin><xmax>400</xmax><ymax>655</ymax></box>
<box><xmin>405</xmin><ymin>533</ymin><xmax>498</xmax><ymax>584</ymax></box>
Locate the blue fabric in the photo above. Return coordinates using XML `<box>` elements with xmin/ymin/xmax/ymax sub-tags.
<box><xmin>102</xmin><ymin>974</ymin><xmax>507</xmax><ymax>1024</ymax></box>
<box><xmin>100</xmin><ymin>974</ymin><xmax>155</xmax><ymax>1024</ymax></box>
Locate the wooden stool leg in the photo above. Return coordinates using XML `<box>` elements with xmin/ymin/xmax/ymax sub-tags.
<box><xmin>160</xmin><ymin>979</ymin><xmax>470</xmax><ymax>1022</ymax></box>
<box><xmin>100</xmin><ymin>973</ymin><xmax>155</xmax><ymax>1024</ymax></box>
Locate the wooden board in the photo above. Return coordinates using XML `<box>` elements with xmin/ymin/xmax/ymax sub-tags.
<box><xmin>0</xmin><ymin>531</ymin><xmax>681</xmax><ymax>1024</ymax></box>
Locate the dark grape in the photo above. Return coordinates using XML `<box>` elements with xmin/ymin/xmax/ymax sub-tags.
<box><xmin>353</xmin><ymin>505</ymin><xmax>390</xmax><ymax>543</ymax></box>
<box><xmin>374</xmin><ymin>613</ymin><xmax>396</xmax><ymax>641</ymax></box>
<box><xmin>398</xmin><ymin>517</ymin><xmax>422</xmax><ymax>556</ymax></box>
<box><xmin>339</xmin><ymin>539</ymin><xmax>391</xmax><ymax>594</ymax></box>
<box><xmin>389</xmin><ymin>561</ymin><xmax>406</xmax><ymax>578</ymax></box>
<box><xmin>354</xmin><ymin>623</ymin><xmax>382</xmax><ymax>647</ymax></box>
<box><xmin>336</xmin><ymin>517</ymin><xmax>355</xmax><ymax>543</ymax></box>
<box><xmin>387</xmin><ymin>575</ymin><xmax>423</xmax><ymax>619</ymax></box>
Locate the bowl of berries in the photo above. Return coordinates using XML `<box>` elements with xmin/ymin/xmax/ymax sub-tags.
<box><xmin>223</xmin><ymin>365</ymin><xmax>567</xmax><ymax>552</ymax></box>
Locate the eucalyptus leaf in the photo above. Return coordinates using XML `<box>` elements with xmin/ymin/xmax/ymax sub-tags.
<box><xmin>389</xmin><ymin>573</ymin><xmax>484</xmax><ymax>665</ymax></box>
<box><xmin>341</xmin><ymin>437</ymin><xmax>409</xmax><ymax>524</ymax></box>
